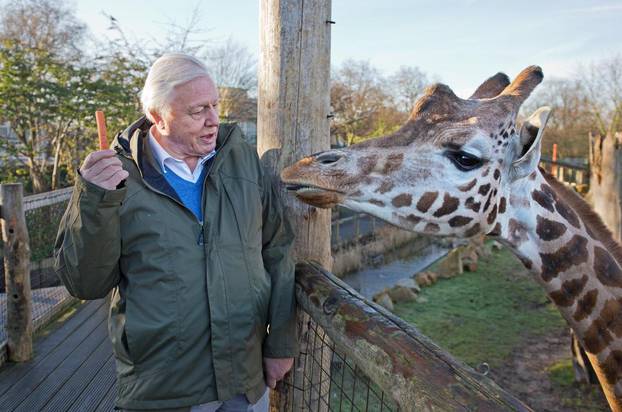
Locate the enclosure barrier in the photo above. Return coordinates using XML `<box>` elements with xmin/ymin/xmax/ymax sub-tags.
<box><xmin>291</xmin><ymin>261</ymin><xmax>532</xmax><ymax>411</ymax></box>
<box><xmin>1</xmin><ymin>183</ymin><xmax>533</xmax><ymax>410</ymax></box>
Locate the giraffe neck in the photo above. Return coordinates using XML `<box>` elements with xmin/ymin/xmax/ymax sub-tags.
<box><xmin>495</xmin><ymin>168</ymin><xmax>622</xmax><ymax>407</ymax></box>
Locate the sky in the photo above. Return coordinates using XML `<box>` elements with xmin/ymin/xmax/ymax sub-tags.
<box><xmin>74</xmin><ymin>0</ymin><xmax>622</xmax><ymax>98</ymax></box>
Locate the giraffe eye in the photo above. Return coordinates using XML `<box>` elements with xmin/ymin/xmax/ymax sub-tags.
<box><xmin>445</xmin><ymin>151</ymin><xmax>484</xmax><ymax>171</ymax></box>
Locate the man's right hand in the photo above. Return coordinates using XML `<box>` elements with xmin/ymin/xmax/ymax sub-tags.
<box><xmin>79</xmin><ymin>150</ymin><xmax>129</xmax><ymax>190</ymax></box>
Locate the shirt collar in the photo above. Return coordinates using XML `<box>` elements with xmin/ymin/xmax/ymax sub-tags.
<box><xmin>147</xmin><ymin>128</ymin><xmax>216</xmax><ymax>173</ymax></box>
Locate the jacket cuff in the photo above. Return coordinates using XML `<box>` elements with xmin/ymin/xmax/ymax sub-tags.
<box><xmin>75</xmin><ymin>172</ymin><xmax>126</xmax><ymax>205</ymax></box>
<box><xmin>263</xmin><ymin>331</ymin><xmax>299</xmax><ymax>358</ymax></box>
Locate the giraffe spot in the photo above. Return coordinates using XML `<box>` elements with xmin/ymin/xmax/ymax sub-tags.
<box><xmin>370</xmin><ymin>199</ymin><xmax>385</xmax><ymax>207</ymax></box>
<box><xmin>375</xmin><ymin>181</ymin><xmax>394</xmax><ymax>194</ymax></box>
<box><xmin>497</xmin><ymin>140</ymin><xmax>502</xmax><ymax>145</ymax></box>
<box><xmin>489</xmin><ymin>132</ymin><xmax>494</xmax><ymax>138</ymax></box>
<box><xmin>539</xmin><ymin>235</ymin><xmax>589</xmax><ymax>282</ymax></box>
<box><xmin>424</xmin><ymin>223</ymin><xmax>440</xmax><ymax>233</ymax></box>
<box><xmin>433</xmin><ymin>193</ymin><xmax>460</xmax><ymax>217</ymax></box>
<box><xmin>573</xmin><ymin>289</ymin><xmax>598</xmax><ymax>322</ymax></box>
<box><xmin>541</xmin><ymin>184</ymin><xmax>558</xmax><ymax>200</ymax></box>
<box><xmin>583</xmin><ymin>316</ymin><xmax>614</xmax><ymax>354</ymax></box>
<box><xmin>464</xmin><ymin>223</ymin><xmax>481</xmax><ymax>237</ymax></box>
<box><xmin>502</xmin><ymin>142</ymin><xmax>508</xmax><ymax>147</ymax></box>
<box><xmin>498</xmin><ymin>122</ymin><xmax>504</xmax><ymax>129</ymax></box>
<box><xmin>600</xmin><ymin>298</ymin><xmax>622</xmax><ymax>337</ymax></box>
<box><xmin>465</xmin><ymin>197</ymin><xmax>481</xmax><ymax>213</ymax></box>
<box><xmin>493</xmin><ymin>169</ymin><xmax>501</xmax><ymax>180</ymax></box>
<box><xmin>532</xmin><ymin>189</ymin><xmax>555</xmax><ymax>213</ymax></box>
<box><xmin>536</xmin><ymin>216</ymin><xmax>567</xmax><ymax>241</ymax></box>
<box><xmin>555</xmin><ymin>199</ymin><xmax>580</xmax><ymax>228</ymax></box>
<box><xmin>594</xmin><ymin>246</ymin><xmax>622</xmax><ymax>288</ymax></box>
<box><xmin>498</xmin><ymin>197</ymin><xmax>507</xmax><ymax>214</ymax></box>
<box><xmin>357</xmin><ymin>155</ymin><xmax>378</xmax><ymax>174</ymax></box>
<box><xmin>508</xmin><ymin>218</ymin><xmax>528</xmax><ymax>244</ymax></box>
<box><xmin>548</xmin><ymin>275</ymin><xmax>588</xmax><ymax>307</ymax></box>
<box><xmin>481</xmin><ymin>168</ymin><xmax>490</xmax><ymax>177</ymax></box>
<box><xmin>510</xmin><ymin>128</ymin><xmax>516</xmax><ymax>135</ymax></box>
<box><xmin>449</xmin><ymin>215</ymin><xmax>473</xmax><ymax>227</ymax></box>
<box><xmin>417</xmin><ymin>192</ymin><xmax>438</xmax><ymax>213</ymax></box>
<box><xmin>382</xmin><ymin>153</ymin><xmax>404</xmax><ymax>175</ymax></box>
<box><xmin>406</xmin><ymin>214</ymin><xmax>421</xmax><ymax>224</ymax></box>
<box><xmin>351</xmin><ymin>190</ymin><xmax>363</xmax><ymax>197</ymax></box>
<box><xmin>518</xmin><ymin>255</ymin><xmax>533</xmax><ymax>270</ymax></box>
<box><xmin>602</xmin><ymin>350</ymin><xmax>622</xmax><ymax>383</ymax></box>
<box><xmin>392</xmin><ymin>193</ymin><xmax>412</xmax><ymax>208</ymax></box>
<box><xmin>478</xmin><ymin>183</ymin><xmax>491</xmax><ymax>196</ymax></box>
<box><xmin>487</xmin><ymin>204</ymin><xmax>498</xmax><ymax>225</ymax></box>
<box><xmin>488</xmin><ymin>222</ymin><xmax>502</xmax><ymax>236</ymax></box>
<box><xmin>529</xmin><ymin>171</ymin><xmax>537</xmax><ymax>181</ymax></box>
<box><xmin>458</xmin><ymin>179</ymin><xmax>477</xmax><ymax>192</ymax></box>
<box><xmin>483</xmin><ymin>191</ymin><xmax>493</xmax><ymax>212</ymax></box>
<box><xmin>502</xmin><ymin>131</ymin><xmax>509</xmax><ymax>139</ymax></box>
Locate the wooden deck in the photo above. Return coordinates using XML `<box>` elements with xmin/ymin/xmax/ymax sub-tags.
<box><xmin>0</xmin><ymin>299</ymin><xmax>117</xmax><ymax>411</ymax></box>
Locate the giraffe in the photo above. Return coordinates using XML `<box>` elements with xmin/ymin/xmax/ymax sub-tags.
<box><xmin>280</xmin><ymin>66</ymin><xmax>622</xmax><ymax>411</ymax></box>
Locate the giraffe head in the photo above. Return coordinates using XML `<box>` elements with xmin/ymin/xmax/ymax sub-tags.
<box><xmin>281</xmin><ymin>66</ymin><xmax>551</xmax><ymax>237</ymax></box>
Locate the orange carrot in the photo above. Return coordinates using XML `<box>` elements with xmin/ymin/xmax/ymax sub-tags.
<box><xmin>95</xmin><ymin>110</ymin><xmax>109</xmax><ymax>150</ymax></box>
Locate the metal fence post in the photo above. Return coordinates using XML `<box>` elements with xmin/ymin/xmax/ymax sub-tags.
<box><xmin>1</xmin><ymin>183</ymin><xmax>33</xmax><ymax>361</ymax></box>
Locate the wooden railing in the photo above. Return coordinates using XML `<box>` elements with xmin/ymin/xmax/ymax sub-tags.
<box><xmin>295</xmin><ymin>261</ymin><xmax>532</xmax><ymax>410</ymax></box>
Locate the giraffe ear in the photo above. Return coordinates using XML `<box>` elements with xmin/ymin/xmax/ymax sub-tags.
<box><xmin>509</xmin><ymin>106</ymin><xmax>552</xmax><ymax>181</ymax></box>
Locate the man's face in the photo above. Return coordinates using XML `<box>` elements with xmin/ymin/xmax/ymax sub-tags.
<box><xmin>154</xmin><ymin>76</ymin><xmax>220</xmax><ymax>157</ymax></box>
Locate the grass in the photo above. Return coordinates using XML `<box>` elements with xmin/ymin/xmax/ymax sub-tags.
<box><xmin>393</xmin><ymin>244</ymin><xmax>566</xmax><ymax>369</ymax></box>
<box><xmin>547</xmin><ymin>360</ymin><xmax>609</xmax><ymax>411</ymax></box>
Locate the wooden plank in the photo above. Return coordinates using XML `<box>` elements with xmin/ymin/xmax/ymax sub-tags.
<box><xmin>0</xmin><ymin>309</ymin><xmax>107</xmax><ymax>410</ymax></box>
<box><xmin>1</xmin><ymin>183</ymin><xmax>33</xmax><ymax>361</ymax></box>
<box><xmin>0</xmin><ymin>299</ymin><xmax>105</xmax><ymax>397</ymax></box>
<box><xmin>23</xmin><ymin>187</ymin><xmax>73</xmax><ymax>212</ymax></box>
<box><xmin>66</xmin><ymin>356</ymin><xmax>115</xmax><ymax>412</ymax></box>
<box><xmin>295</xmin><ymin>261</ymin><xmax>532</xmax><ymax>411</ymax></box>
<box><xmin>94</xmin><ymin>379</ymin><xmax>117</xmax><ymax>412</ymax></box>
<box><xmin>20</xmin><ymin>333</ymin><xmax>110</xmax><ymax>412</ymax></box>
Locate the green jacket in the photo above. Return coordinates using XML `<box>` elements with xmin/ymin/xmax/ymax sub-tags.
<box><xmin>54</xmin><ymin>118</ymin><xmax>297</xmax><ymax>410</ymax></box>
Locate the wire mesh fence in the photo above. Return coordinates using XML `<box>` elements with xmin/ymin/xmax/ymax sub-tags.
<box><xmin>1</xmin><ymin>187</ymin><xmax>74</xmax><ymax>347</ymax></box>
<box><xmin>331</xmin><ymin>207</ymin><xmax>387</xmax><ymax>249</ymax></box>
<box><xmin>280</xmin><ymin>318</ymin><xmax>398</xmax><ymax>411</ymax></box>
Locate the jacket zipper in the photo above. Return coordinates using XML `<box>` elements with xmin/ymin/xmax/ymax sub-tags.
<box><xmin>115</xmin><ymin>126</ymin><xmax>236</xmax><ymax>247</ymax></box>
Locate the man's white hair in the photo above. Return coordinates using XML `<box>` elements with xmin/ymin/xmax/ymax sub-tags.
<box><xmin>141</xmin><ymin>53</ymin><xmax>211</xmax><ymax>122</ymax></box>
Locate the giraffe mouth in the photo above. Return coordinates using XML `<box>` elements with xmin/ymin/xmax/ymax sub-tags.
<box><xmin>284</xmin><ymin>184</ymin><xmax>345</xmax><ymax>208</ymax></box>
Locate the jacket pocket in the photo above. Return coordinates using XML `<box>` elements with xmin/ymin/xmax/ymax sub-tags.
<box><xmin>124</xmin><ymin>276</ymin><xmax>179</xmax><ymax>374</ymax></box>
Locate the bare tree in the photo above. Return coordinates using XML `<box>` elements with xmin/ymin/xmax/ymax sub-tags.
<box><xmin>389</xmin><ymin>65</ymin><xmax>429</xmax><ymax>113</ymax></box>
<box><xmin>330</xmin><ymin>60</ymin><xmax>406</xmax><ymax>145</ymax></box>
<box><xmin>581</xmin><ymin>54</ymin><xmax>622</xmax><ymax>135</ymax></box>
<box><xmin>0</xmin><ymin>0</ymin><xmax>86</xmax><ymax>60</ymax></box>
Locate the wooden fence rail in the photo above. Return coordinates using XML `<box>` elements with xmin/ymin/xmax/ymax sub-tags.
<box><xmin>296</xmin><ymin>261</ymin><xmax>532</xmax><ymax>411</ymax></box>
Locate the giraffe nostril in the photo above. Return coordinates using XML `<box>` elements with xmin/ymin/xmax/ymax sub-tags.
<box><xmin>316</xmin><ymin>152</ymin><xmax>343</xmax><ymax>165</ymax></box>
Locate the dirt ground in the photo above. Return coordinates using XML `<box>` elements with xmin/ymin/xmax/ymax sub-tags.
<box><xmin>490</xmin><ymin>326</ymin><xmax>609</xmax><ymax>411</ymax></box>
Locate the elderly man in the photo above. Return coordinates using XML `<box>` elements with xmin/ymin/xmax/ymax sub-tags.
<box><xmin>54</xmin><ymin>53</ymin><xmax>297</xmax><ymax>411</ymax></box>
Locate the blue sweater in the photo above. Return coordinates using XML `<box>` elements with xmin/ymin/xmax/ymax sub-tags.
<box><xmin>163</xmin><ymin>165</ymin><xmax>209</xmax><ymax>222</ymax></box>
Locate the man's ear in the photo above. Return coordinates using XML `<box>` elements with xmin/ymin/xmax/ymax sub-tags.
<box><xmin>149</xmin><ymin>110</ymin><xmax>165</xmax><ymax>130</ymax></box>
<box><xmin>509</xmin><ymin>106</ymin><xmax>552</xmax><ymax>181</ymax></box>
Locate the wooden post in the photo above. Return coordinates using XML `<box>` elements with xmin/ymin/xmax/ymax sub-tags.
<box><xmin>551</xmin><ymin>143</ymin><xmax>558</xmax><ymax>176</ymax></box>
<box><xmin>1</xmin><ymin>184</ymin><xmax>33</xmax><ymax>361</ymax></box>
<box><xmin>258</xmin><ymin>0</ymin><xmax>333</xmax><ymax>410</ymax></box>
<box><xmin>334</xmin><ymin>208</ymin><xmax>340</xmax><ymax>247</ymax></box>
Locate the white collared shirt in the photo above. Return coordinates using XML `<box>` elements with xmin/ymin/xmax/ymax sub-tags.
<box><xmin>148</xmin><ymin>130</ymin><xmax>216</xmax><ymax>183</ymax></box>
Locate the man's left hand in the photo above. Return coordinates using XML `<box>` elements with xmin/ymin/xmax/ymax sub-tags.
<box><xmin>263</xmin><ymin>357</ymin><xmax>294</xmax><ymax>388</ymax></box>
